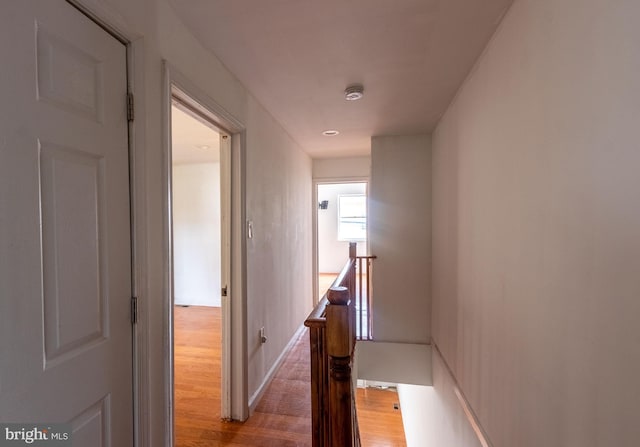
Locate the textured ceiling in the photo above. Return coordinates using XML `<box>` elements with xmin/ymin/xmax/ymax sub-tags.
<box><xmin>169</xmin><ymin>0</ymin><xmax>513</xmax><ymax>158</ymax></box>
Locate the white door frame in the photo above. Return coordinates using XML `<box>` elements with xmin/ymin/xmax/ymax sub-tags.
<box><xmin>312</xmin><ymin>177</ymin><xmax>369</xmax><ymax>304</ymax></box>
<box><xmin>162</xmin><ymin>63</ymin><xmax>248</xmax><ymax>442</ymax></box>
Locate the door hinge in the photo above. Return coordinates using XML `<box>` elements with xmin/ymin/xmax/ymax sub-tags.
<box><xmin>221</xmin><ymin>286</ymin><xmax>228</xmax><ymax>297</ymax></box>
<box><xmin>131</xmin><ymin>296</ymin><xmax>138</xmax><ymax>324</ymax></box>
<box><xmin>127</xmin><ymin>92</ymin><xmax>134</xmax><ymax>122</ymax></box>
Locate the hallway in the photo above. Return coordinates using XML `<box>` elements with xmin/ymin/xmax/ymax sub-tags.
<box><xmin>174</xmin><ymin>306</ymin><xmax>405</xmax><ymax>446</ymax></box>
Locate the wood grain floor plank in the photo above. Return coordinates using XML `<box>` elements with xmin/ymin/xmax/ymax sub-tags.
<box><xmin>175</xmin><ymin>305</ymin><xmax>406</xmax><ymax>446</ymax></box>
<box><xmin>174</xmin><ymin>306</ymin><xmax>311</xmax><ymax>446</ymax></box>
<box><xmin>356</xmin><ymin>387</ymin><xmax>407</xmax><ymax>447</ymax></box>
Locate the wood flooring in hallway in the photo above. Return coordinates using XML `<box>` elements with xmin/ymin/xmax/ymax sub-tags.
<box><xmin>175</xmin><ymin>305</ymin><xmax>311</xmax><ymax>446</ymax></box>
<box><xmin>174</xmin><ymin>305</ymin><xmax>406</xmax><ymax>446</ymax></box>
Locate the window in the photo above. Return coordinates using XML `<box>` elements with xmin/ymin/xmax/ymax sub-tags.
<box><xmin>338</xmin><ymin>194</ymin><xmax>366</xmax><ymax>241</ymax></box>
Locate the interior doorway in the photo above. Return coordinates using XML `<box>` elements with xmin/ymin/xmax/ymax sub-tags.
<box><xmin>316</xmin><ymin>182</ymin><xmax>368</xmax><ymax>298</ymax></box>
<box><xmin>169</xmin><ymin>94</ymin><xmax>232</xmax><ymax>442</ymax></box>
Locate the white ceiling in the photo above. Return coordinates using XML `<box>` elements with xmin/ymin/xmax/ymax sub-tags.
<box><xmin>172</xmin><ymin>105</ymin><xmax>220</xmax><ymax>165</ymax></box>
<box><xmin>168</xmin><ymin>0</ymin><xmax>513</xmax><ymax>158</ymax></box>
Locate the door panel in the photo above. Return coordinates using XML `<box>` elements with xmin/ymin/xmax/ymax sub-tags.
<box><xmin>0</xmin><ymin>1</ymin><xmax>132</xmax><ymax>446</ymax></box>
<box><xmin>37</xmin><ymin>23</ymin><xmax>105</xmax><ymax>122</ymax></box>
<box><xmin>40</xmin><ymin>142</ymin><xmax>108</xmax><ymax>367</ymax></box>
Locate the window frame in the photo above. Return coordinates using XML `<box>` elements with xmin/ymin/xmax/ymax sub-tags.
<box><xmin>337</xmin><ymin>193</ymin><xmax>367</xmax><ymax>242</ymax></box>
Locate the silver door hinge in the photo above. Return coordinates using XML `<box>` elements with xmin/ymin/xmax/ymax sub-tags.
<box><xmin>131</xmin><ymin>296</ymin><xmax>138</xmax><ymax>324</ymax></box>
<box><xmin>127</xmin><ymin>92</ymin><xmax>134</xmax><ymax>122</ymax></box>
<box><xmin>221</xmin><ymin>286</ymin><xmax>228</xmax><ymax>297</ymax></box>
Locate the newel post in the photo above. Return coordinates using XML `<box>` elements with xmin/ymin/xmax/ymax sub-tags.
<box><xmin>326</xmin><ymin>286</ymin><xmax>353</xmax><ymax>446</ymax></box>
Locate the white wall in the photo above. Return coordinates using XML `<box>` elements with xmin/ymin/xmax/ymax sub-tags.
<box><xmin>432</xmin><ymin>0</ymin><xmax>640</xmax><ymax>445</ymax></box>
<box><xmin>370</xmin><ymin>135</ymin><xmax>431</xmax><ymax>343</ymax></box>
<box><xmin>318</xmin><ymin>183</ymin><xmax>367</xmax><ymax>273</ymax></box>
<box><xmin>245</xmin><ymin>97</ymin><xmax>312</xmax><ymax>401</ymax></box>
<box><xmin>397</xmin><ymin>352</ymin><xmax>483</xmax><ymax>447</ymax></box>
<box><xmin>172</xmin><ymin>163</ymin><xmax>221</xmax><ymax>307</ymax></box>
<box><xmin>357</xmin><ymin>342</ymin><xmax>431</xmax><ymax>386</ymax></box>
<box><xmin>313</xmin><ymin>156</ymin><xmax>371</xmax><ymax>180</ymax></box>
<box><xmin>68</xmin><ymin>0</ymin><xmax>313</xmax><ymax>439</ymax></box>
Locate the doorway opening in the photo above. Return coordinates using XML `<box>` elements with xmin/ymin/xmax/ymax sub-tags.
<box><xmin>170</xmin><ymin>94</ymin><xmax>232</xmax><ymax>442</ymax></box>
<box><xmin>316</xmin><ymin>182</ymin><xmax>368</xmax><ymax>298</ymax></box>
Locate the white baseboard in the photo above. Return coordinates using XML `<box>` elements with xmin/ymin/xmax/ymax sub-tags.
<box><xmin>433</xmin><ymin>343</ymin><xmax>493</xmax><ymax>447</ymax></box>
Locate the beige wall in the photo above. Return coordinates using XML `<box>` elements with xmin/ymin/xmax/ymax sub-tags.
<box><xmin>73</xmin><ymin>0</ymin><xmax>312</xmax><ymax>442</ymax></box>
<box><xmin>432</xmin><ymin>0</ymin><xmax>640</xmax><ymax>445</ymax></box>
<box><xmin>370</xmin><ymin>135</ymin><xmax>431</xmax><ymax>343</ymax></box>
<box><xmin>312</xmin><ymin>156</ymin><xmax>371</xmax><ymax>180</ymax></box>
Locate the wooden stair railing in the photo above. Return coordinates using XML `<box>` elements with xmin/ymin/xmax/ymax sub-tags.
<box><xmin>355</xmin><ymin>252</ymin><xmax>376</xmax><ymax>341</ymax></box>
<box><xmin>306</xmin><ymin>242</ymin><xmax>369</xmax><ymax>447</ymax></box>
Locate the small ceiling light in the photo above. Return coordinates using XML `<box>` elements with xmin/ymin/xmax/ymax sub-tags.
<box><xmin>344</xmin><ymin>84</ymin><xmax>364</xmax><ymax>101</ymax></box>
<box><xmin>196</xmin><ymin>144</ymin><xmax>211</xmax><ymax>149</ymax></box>
<box><xmin>322</xmin><ymin>130</ymin><xmax>340</xmax><ymax>136</ymax></box>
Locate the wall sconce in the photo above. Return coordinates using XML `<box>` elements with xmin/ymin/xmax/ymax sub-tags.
<box><xmin>319</xmin><ymin>200</ymin><xmax>329</xmax><ymax>210</ymax></box>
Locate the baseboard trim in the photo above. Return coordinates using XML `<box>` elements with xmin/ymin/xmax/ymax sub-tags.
<box><xmin>248</xmin><ymin>324</ymin><xmax>307</xmax><ymax>413</ymax></box>
<box><xmin>432</xmin><ymin>342</ymin><xmax>493</xmax><ymax>447</ymax></box>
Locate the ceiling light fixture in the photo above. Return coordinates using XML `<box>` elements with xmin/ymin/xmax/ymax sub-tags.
<box><xmin>322</xmin><ymin>130</ymin><xmax>340</xmax><ymax>136</ymax></box>
<box><xmin>344</xmin><ymin>84</ymin><xmax>364</xmax><ymax>101</ymax></box>
<box><xmin>196</xmin><ymin>144</ymin><xmax>211</xmax><ymax>149</ymax></box>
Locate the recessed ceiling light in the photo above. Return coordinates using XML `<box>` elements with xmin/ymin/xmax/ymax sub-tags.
<box><xmin>322</xmin><ymin>130</ymin><xmax>340</xmax><ymax>136</ymax></box>
<box><xmin>344</xmin><ymin>84</ymin><xmax>364</xmax><ymax>101</ymax></box>
<box><xmin>196</xmin><ymin>144</ymin><xmax>211</xmax><ymax>149</ymax></box>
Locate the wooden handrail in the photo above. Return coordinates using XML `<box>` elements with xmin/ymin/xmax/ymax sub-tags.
<box><xmin>306</xmin><ymin>256</ymin><xmax>355</xmax><ymax>325</ymax></box>
<box><xmin>305</xmin><ymin>242</ymin><xmax>365</xmax><ymax>447</ymax></box>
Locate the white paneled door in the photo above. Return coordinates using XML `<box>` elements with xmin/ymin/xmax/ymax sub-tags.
<box><xmin>0</xmin><ymin>1</ymin><xmax>133</xmax><ymax>446</ymax></box>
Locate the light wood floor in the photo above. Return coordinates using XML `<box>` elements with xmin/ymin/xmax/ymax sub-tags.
<box><xmin>174</xmin><ymin>305</ymin><xmax>405</xmax><ymax>446</ymax></box>
<box><xmin>175</xmin><ymin>305</ymin><xmax>311</xmax><ymax>446</ymax></box>
<box><xmin>356</xmin><ymin>387</ymin><xmax>407</xmax><ymax>447</ymax></box>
